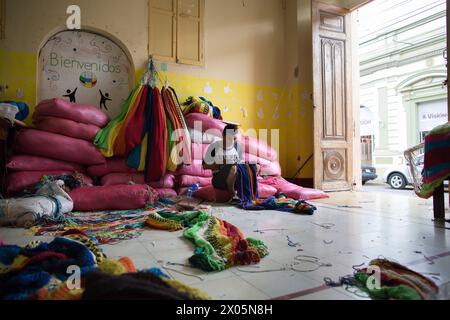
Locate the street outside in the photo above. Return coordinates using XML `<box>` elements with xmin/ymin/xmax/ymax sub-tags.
<box><xmin>362</xmin><ymin>180</ymin><xmax>449</xmax><ymax>203</ymax></box>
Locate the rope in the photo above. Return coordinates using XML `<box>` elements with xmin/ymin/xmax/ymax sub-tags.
<box><xmin>311</xmin><ymin>222</ymin><xmax>335</xmax><ymax>229</ymax></box>
<box><xmin>236</xmin><ymin>255</ymin><xmax>332</xmax><ymax>274</ymax></box>
<box><xmin>162</xmin><ymin>263</ymin><xmax>205</xmax><ymax>281</ymax></box>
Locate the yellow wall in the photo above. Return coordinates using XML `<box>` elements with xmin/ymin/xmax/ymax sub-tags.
<box><xmin>0</xmin><ymin>0</ymin><xmax>315</xmax><ymax>179</ymax></box>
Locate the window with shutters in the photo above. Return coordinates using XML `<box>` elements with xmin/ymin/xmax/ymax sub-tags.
<box><xmin>149</xmin><ymin>0</ymin><xmax>204</xmax><ymax>66</ymax></box>
<box><xmin>0</xmin><ymin>0</ymin><xmax>5</xmax><ymax>40</ymax></box>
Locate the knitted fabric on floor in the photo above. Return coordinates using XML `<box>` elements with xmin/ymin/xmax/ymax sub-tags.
<box><xmin>0</xmin><ymin>237</ymin><xmax>206</xmax><ymax>300</ymax></box>
<box><xmin>31</xmin><ymin>208</ymin><xmax>154</xmax><ymax>244</ymax></box>
<box><xmin>354</xmin><ymin>259</ymin><xmax>439</xmax><ymax>300</ymax></box>
<box><xmin>244</xmin><ymin>195</ymin><xmax>317</xmax><ymax>215</ymax></box>
<box><xmin>146</xmin><ymin>210</ymin><xmax>268</xmax><ymax>271</ymax></box>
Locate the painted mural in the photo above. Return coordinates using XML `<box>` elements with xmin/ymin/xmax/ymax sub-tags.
<box><xmin>37</xmin><ymin>30</ymin><xmax>133</xmax><ymax>118</ymax></box>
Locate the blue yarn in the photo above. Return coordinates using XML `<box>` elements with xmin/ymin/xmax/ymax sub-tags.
<box><xmin>144</xmin><ymin>267</ymin><xmax>170</xmax><ymax>279</ymax></box>
<box><xmin>0</xmin><ymin>245</ymin><xmax>22</xmax><ymax>265</ymax></box>
<box><xmin>0</xmin><ymin>101</ymin><xmax>29</xmax><ymax>121</ymax></box>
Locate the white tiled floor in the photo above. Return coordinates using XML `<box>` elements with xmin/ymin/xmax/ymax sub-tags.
<box><xmin>1</xmin><ymin>188</ymin><xmax>449</xmax><ymax>300</ymax></box>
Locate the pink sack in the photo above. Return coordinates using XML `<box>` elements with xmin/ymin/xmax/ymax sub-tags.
<box><xmin>155</xmin><ymin>188</ymin><xmax>177</xmax><ymax>197</ymax></box>
<box><xmin>259</xmin><ymin>176</ymin><xmax>329</xmax><ymax>200</ymax></box>
<box><xmin>69</xmin><ymin>184</ymin><xmax>155</xmax><ymax>211</ymax></box>
<box><xmin>184</xmin><ymin>113</ymin><xmax>226</xmax><ymax>133</ymax></box>
<box><xmin>6</xmin><ymin>155</ymin><xmax>84</xmax><ymax>172</ymax></box>
<box><xmin>175</xmin><ymin>175</ymin><xmax>212</xmax><ymax>187</ymax></box>
<box><xmin>34</xmin><ymin>116</ymin><xmax>100</xmax><ymax>141</ymax></box>
<box><xmin>7</xmin><ymin>170</ymin><xmax>92</xmax><ymax>195</ymax></box>
<box><xmin>176</xmin><ymin>187</ymin><xmax>188</xmax><ymax>195</ymax></box>
<box><xmin>15</xmin><ymin>129</ymin><xmax>105</xmax><ymax>165</ymax></box>
<box><xmin>175</xmin><ymin>160</ymin><xmax>212</xmax><ymax>177</ymax></box>
<box><xmin>101</xmin><ymin>172</ymin><xmax>175</xmax><ymax>188</ymax></box>
<box><xmin>194</xmin><ymin>185</ymin><xmax>233</xmax><ymax>203</ymax></box>
<box><xmin>190</xmin><ymin>142</ymin><xmax>210</xmax><ymax>161</ymax></box>
<box><xmin>34</xmin><ymin>98</ymin><xmax>110</xmax><ymax>127</ymax></box>
<box><xmin>238</xmin><ymin>135</ymin><xmax>278</xmax><ymax>161</ymax></box>
<box><xmin>243</xmin><ymin>153</ymin><xmax>281</xmax><ymax>176</ymax></box>
<box><xmin>87</xmin><ymin>158</ymin><xmax>138</xmax><ymax>177</ymax></box>
<box><xmin>258</xmin><ymin>184</ymin><xmax>277</xmax><ymax>198</ymax></box>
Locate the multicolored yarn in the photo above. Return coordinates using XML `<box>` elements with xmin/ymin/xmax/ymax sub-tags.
<box><xmin>244</xmin><ymin>195</ymin><xmax>317</xmax><ymax>215</ymax></box>
<box><xmin>31</xmin><ymin>209</ymin><xmax>153</xmax><ymax>245</ymax></box>
<box><xmin>417</xmin><ymin>122</ymin><xmax>450</xmax><ymax>198</ymax></box>
<box><xmin>146</xmin><ymin>210</ymin><xmax>269</xmax><ymax>272</ymax></box>
<box><xmin>0</xmin><ymin>236</ymin><xmax>207</xmax><ymax>300</ymax></box>
<box><xmin>235</xmin><ymin>163</ymin><xmax>259</xmax><ymax>206</ymax></box>
<box><xmin>182</xmin><ymin>96</ymin><xmax>213</xmax><ymax>117</ymax></box>
<box><xmin>353</xmin><ymin>259</ymin><xmax>439</xmax><ymax>300</ymax></box>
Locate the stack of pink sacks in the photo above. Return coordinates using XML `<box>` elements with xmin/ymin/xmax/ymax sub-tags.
<box><xmin>6</xmin><ymin>98</ymin><xmax>107</xmax><ymax>195</ymax></box>
<box><xmin>86</xmin><ymin>157</ymin><xmax>177</xmax><ymax>198</ymax></box>
<box><xmin>183</xmin><ymin>112</ymin><xmax>328</xmax><ymax>201</ymax></box>
<box><xmin>7</xmin><ymin>98</ymin><xmax>157</xmax><ymax>211</ymax></box>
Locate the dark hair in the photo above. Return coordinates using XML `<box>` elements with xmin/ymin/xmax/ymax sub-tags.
<box><xmin>223</xmin><ymin>123</ymin><xmax>238</xmax><ymax>136</ymax></box>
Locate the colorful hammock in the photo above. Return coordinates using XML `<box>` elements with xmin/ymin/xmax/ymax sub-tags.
<box><xmin>145</xmin><ymin>210</ymin><xmax>268</xmax><ymax>272</ymax></box>
<box><xmin>416</xmin><ymin>122</ymin><xmax>450</xmax><ymax>198</ymax></box>
<box><xmin>235</xmin><ymin>163</ymin><xmax>259</xmax><ymax>206</ymax></box>
<box><xmin>162</xmin><ymin>87</ymin><xmax>192</xmax><ymax>169</ymax></box>
<box><xmin>353</xmin><ymin>259</ymin><xmax>439</xmax><ymax>300</ymax></box>
<box><xmin>30</xmin><ymin>209</ymin><xmax>153</xmax><ymax>244</ymax></box>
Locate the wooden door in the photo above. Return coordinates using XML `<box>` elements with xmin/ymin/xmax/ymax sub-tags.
<box><xmin>312</xmin><ymin>1</ymin><xmax>354</xmax><ymax>191</ymax></box>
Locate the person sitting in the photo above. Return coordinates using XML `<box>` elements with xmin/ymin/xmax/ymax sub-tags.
<box><xmin>203</xmin><ymin>123</ymin><xmax>242</xmax><ymax>199</ymax></box>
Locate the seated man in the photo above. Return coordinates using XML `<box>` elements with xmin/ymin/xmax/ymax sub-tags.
<box><xmin>203</xmin><ymin>123</ymin><xmax>242</xmax><ymax>197</ymax></box>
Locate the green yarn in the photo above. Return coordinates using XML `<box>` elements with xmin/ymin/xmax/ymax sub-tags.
<box><xmin>246</xmin><ymin>238</ymin><xmax>269</xmax><ymax>258</ymax></box>
<box><xmin>355</xmin><ymin>272</ymin><xmax>421</xmax><ymax>300</ymax></box>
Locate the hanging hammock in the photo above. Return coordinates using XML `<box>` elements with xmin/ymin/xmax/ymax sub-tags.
<box><xmin>94</xmin><ymin>57</ymin><xmax>191</xmax><ymax>181</ymax></box>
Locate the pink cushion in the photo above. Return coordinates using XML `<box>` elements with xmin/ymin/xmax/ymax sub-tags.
<box><xmin>15</xmin><ymin>129</ymin><xmax>105</xmax><ymax>165</ymax></box>
<box><xmin>34</xmin><ymin>116</ymin><xmax>100</xmax><ymax>141</ymax></box>
<box><xmin>6</xmin><ymin>155</ymin><xmax>84</xmax><ymax>172</ymax></box>
<box><xmin>100</xmin><ymin>172</ymin><xmax>175</xmax><ymax>188</ymax></box>
<box><xmin>175</xmin><ymin>160</ymin><xmax>212</xmax><ymax>177</ymax></box>
<box><xmin>175</xmin><ymin>175</ymin><xmax>212</xmax><ymax>187</ymax></box>
<box><xmin>258</xmin><ymin>184</ymin><xmax>277</xmax><ymax>198</ymax></box>
<box><xmin>243</xmin><ymin>153</ymin><xmax>281</xmax><ymax>176</ymax></box>
<box><xmin>184</xmin><ymin>113</ymin><xmax>226</xmax><ymax>133</ymax></box>
<box><xmin>259</xmin><ymin>176</ymin><xmax>329</xmax><ymax>200</ymax></box>
<box><xmin>7</xmin><ymin>170</ymin><xmax>92</xmax><ymax>195</ymax></box>
<box><xmin>34</xmin><ymin>98</ymin><xmax>109</xmax><ymax>127</ymax></box>
<box><xmin>69</xmin><ymin>184</ymin><xmax>155</xmax><ymax>211</ymax></box>
<box><xmin>87</xmin><ymin>158</ymin><xmax>138</xmax><ymax>177</ymax></box>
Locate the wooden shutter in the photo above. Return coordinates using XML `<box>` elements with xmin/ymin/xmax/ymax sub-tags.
<box><xmin>149</xmin><ymin>0</ymin><xmax>177</xmax><ymax>62</ymax></box>
<box><xmin>176</xmin><ymin>0</ymin><xmax>204</xmax><ymax>66</ymax></box>
<box><xmin>0</xmin><ymin>0</ymin><xmax>5</xmax><ymax>40</ymax></box>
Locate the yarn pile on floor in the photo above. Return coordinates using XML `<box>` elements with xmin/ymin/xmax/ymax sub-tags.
<box><xmin>30</xmin><ymin>207</ymin><xmax>155</xmax><ymax>244</ymax></box>
<box><xmin>354</xmin><ymin>259</ymin><xmax>439</xmax><ymax>300</ymax></box>
<box><xmin>146</xmin><ymin>209</ymin><xmax>269</xmax><ymax>271</ymax></box>
<box><xmin>0</xmin><ymin>232</ymin><xmax>209</xmax><ymax>300</ymax></box>
<box><xmin>244</xmin><ymin>195</ymin><xmax>317</xmax><ymax>215</ymax></box>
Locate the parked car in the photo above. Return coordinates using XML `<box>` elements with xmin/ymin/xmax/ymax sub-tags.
<box><xmin>362</xmin><ymin>166</ymin><xmax>377</xmax><ymax>184</ymax></box>
<box><xmin>383</xmin><ymin>154</ymin><xmax>424</xmax><ymax>189</ymax></box>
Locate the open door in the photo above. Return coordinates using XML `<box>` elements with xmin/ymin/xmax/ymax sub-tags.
<box><xmin>312</xmin><ymin>1</ymin><xmax>355</xmax><ymax>191</ymax></box>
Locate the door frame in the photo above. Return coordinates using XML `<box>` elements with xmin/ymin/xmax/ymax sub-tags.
<box><xmin>312</xmin><ymin>1</ymin><xmax>358</xmax><ymax>191</ymax></box>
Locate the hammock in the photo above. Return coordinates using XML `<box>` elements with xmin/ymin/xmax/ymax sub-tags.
<box><xmin>94</xmin><ymin>58</ymin><xmax>189</xmax><ymax>181</ymax></box>
<box><xmin>405</xmin><ymin>122</ymin><xmax>450</xmax><ymax>198</ymax></box>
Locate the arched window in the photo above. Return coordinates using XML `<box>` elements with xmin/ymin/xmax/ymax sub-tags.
<box><xmin>37</xmin><ymin>29</ymin><xmax>134</xmax><ymax>117</ymax></box>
